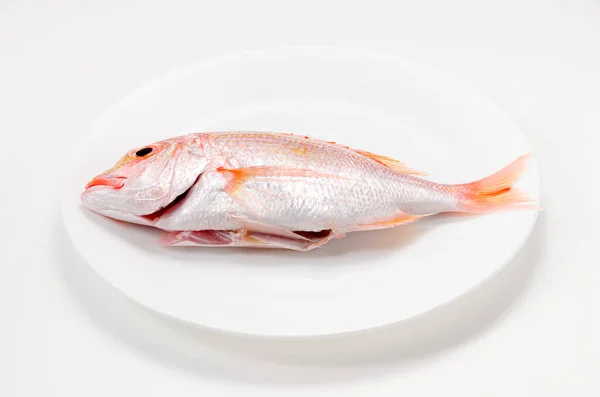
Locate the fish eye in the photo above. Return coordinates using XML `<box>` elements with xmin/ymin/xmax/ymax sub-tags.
<box><xmin>135</xmin><ymin>147</ymin><xmax>153</xmax><ymax>157</ymax></box>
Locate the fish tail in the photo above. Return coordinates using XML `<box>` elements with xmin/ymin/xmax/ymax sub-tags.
<box><xmin>455</xmin><ymin>153</ymin><xmax>537</xmax><ymax>213</ymax></box>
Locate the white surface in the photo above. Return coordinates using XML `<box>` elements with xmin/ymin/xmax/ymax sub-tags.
<box><xmin>1</xmin><ymin>0</ymin><xmax>598</xmax><ymax>396</ymax></box>
<box><xmin>61</xmin><ymin>46</ymin><xmax>539</xmax><ymax>337</ymax></box>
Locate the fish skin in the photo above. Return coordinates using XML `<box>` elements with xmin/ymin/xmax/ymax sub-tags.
<box><xmin>153</xmin><ymin>132</ymin><xmax>451</xmax><ymax>232</ymax></box>
<box><xmin>81</xmin><ymin>131</ymin><xmax>534</xmax><ymax>249</ymax></box>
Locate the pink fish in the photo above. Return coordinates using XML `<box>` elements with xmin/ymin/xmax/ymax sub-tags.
<box><xmin>81</xmin><ymin>132</ymin><xmax>535</xmax><ymax>250</ymax></box>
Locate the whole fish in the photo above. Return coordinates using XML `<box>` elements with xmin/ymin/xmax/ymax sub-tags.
<box><xmin>81</xmin><ymin>132</ymin><xmax>535</xmax><ymax>250</ymax></box>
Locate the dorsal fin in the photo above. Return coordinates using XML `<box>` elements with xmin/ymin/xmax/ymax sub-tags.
<box><xmin>279</xmin><ymin>133</ymin><xmax>428</xmax><ymax>176</ymax></box>
<box><xmin>355</xmin><ymin>150</ymin><xmax>428</xmax><ymax>176</ymax></box>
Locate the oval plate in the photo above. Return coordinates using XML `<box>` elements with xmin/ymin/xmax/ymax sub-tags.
<box><xmin>60</xmin><ymin>47</ymin><xmax>540</xmax><ymax>338</ymax></box>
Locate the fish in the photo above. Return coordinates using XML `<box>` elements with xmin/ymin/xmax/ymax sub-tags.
<box><xmin>81</xmin><ymin>131</ymin><xmax>536</xmax><ymax>251</ymax></box>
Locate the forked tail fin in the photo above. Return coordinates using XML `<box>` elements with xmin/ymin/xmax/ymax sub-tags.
<box><xmin>457</xmin><ymin>153</ymin><xmax>537</xmax><ymax>213</ymax></box>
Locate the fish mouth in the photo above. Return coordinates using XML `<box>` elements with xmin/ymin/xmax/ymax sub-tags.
<box><xmin>81</xmin><ymin>172</ymin><xmax>203</xmax><ymax>226</ymax></box>
<box><xmin>85</xmin><ymin>176</ymin><xmax>126</xmax><ymax>190</ymax></box>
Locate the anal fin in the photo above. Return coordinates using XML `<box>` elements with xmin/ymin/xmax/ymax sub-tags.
<box><xmin>353</xmin><ymin>213</ymin><xmax>422</xmax><ymax>232</ymax></box>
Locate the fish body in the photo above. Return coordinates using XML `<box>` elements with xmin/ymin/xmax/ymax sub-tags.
<box><xmin>81</xmin><ymin>132</ymin><xmax>534</xmax><ymax>250</ymax></box>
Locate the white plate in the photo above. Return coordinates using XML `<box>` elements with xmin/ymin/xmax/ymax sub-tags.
<box><xmin>60</xmin><ymin>47</ymin><xmax>540</xmax><ymax>338</ymax></box>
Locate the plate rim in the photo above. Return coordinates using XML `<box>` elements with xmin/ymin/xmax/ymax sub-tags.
<box><xmin>58</xmin><ymin>45</ymin><xmax>542</xmax><ymax>338</ymax></box>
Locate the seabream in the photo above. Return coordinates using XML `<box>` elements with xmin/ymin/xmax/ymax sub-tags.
<box><xmin>81</xmin><ymin>132</ymin><xmax>535</xmax><ymax>250</ymax></box>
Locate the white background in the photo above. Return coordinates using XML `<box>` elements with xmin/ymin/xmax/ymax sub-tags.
<box><xmin>1</xmin><ymin>0</ymin><xmax>598</xmax><ymax>396</ymax></box>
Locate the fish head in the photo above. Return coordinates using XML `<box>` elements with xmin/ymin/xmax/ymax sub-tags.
<box><xmin>81</xmin><ymin>134</ymin><xmax>209</xmax><ymax>223</ymax></box>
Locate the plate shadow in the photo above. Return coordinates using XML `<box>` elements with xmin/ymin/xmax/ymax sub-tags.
<box><xmin>53</xmin><ymin>212</ymin><xmax>545</xmax><ymax>385</ymax></box>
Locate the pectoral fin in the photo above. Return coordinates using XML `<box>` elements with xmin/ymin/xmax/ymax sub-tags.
<box><xmin>217</xmin><ymin>165</ymin><xmax>347</xmax><ymax>214</ymax></box>
<box><xmin>218</xmin><ymin>165</ymin><xmax>346</xmax><ymax>188</ymax></box>
<box><xmin>229</xmin><ymin>216</ymin><xmax>312</xmax><ymax>241</ymax></box>
<box><xmin>242</xmin><ymin>229</ymin><xmax>335</xmax><ymax>251</ymax></box>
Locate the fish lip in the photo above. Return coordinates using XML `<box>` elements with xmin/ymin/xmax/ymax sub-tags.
<box><xmin>82</xmin><ymin>185</ymin><xmax>112</xmax><ymax>194</ymax></box>
<box><xmin>85</xmin><ymin>176</ymin><xmax>126</xmax><ymax>190</ymax></box>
